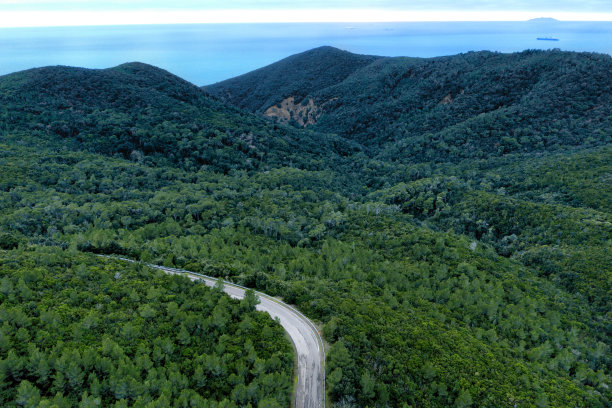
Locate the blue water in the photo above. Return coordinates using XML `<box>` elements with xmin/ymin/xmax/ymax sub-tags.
<box><xmin>1</xmin><ymin>21</ymin><xmax>611</xmax><ymax>86</ymax></box>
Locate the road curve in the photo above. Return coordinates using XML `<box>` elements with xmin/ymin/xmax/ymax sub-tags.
<box><xmin>106</xmin><ymin>256</ymin><xmax>325</xmax><ymax>408</ymax></box>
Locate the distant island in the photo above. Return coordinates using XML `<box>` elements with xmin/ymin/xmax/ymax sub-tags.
<box><xmin>529</xmin><ymin>17</ymin><xmax>560</xmax><ymax>22</ymax></box>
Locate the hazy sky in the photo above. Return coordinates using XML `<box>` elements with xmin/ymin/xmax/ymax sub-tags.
<box><xmin>1</xmin><ymin>0</ymin><xmax>610</xmax><ymax>27</ymax></box>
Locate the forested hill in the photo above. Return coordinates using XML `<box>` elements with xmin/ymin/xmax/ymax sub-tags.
<box><xmin>204</xmin><ymin>46</ymin><xmax>381</xmax><ymax>113</ymax></box>
<box><xmin>1</xmin><ymin>52</ymin><xmax>610</xmax><ymax>408</ymax></box>
<box><xmin>0</xmin><ymin>62</ymin><xmax>352</xmax><ymax>173</ymax></box>
<box><xmin>207</xmin><ymin>48</ymin><xmax>612</xmax><ymax>162</ymax></box>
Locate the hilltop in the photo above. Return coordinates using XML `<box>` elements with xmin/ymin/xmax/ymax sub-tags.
<box><xmin>207</xmin><ymin>47</ymin><xmax>612</xmax><ymax>163</ymax></box>
<box><xmin>204</xmin><ymin>46</ymin><xmax>381</xmax><ymax>114</ymax></box>
<box><xmin>0</xmin><ymin>62</ymin><xmax>352</xmax><ymax>173</ymax></box>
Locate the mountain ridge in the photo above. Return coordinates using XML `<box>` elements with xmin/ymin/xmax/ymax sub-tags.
<box><xmin>206</xmin><ymin>47</ymin><xmax>612</xmax><ymax>163</ymax></box>
<box><xmin>0</xmin><ymin>61</ymin><xmax>355</xmax><ymax>174</ymax></box>
<box><xmin>203</xmin><ymin>46</ymin><xmax>382</xmax><ymax>113</ymax></box>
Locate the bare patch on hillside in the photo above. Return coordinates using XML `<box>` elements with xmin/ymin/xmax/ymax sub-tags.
<box><xmin>264</xmin><ymin>97</ymin><xmax>320</xmax><ymax>126</ymax></box>
<box><xmin>439</xmin><ymin>89</ymin><xmax>465</xmax><ymax>105</ymax></box>
<box><xmin>440</xmin><ymin>93</ymin><xmax>454</xmax><ymax>105</ymax></box>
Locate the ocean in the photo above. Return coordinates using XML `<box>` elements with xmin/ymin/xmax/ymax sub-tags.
<box><xmin>1</xmin><ymin>21</ymin><xmax>611</xmax><ymax>86</ymax></box>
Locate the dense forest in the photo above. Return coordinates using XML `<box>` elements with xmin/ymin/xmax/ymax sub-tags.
<box><xmin>0</xmin><ymin>248</ymin><xmax>293</xmax><ymax>407</ymax></box>
<box><xmin>207</xmin><ymin>47</ymin><xmax>611</xmax><ymax>162</ymax></box>
<box><xmin>204</xmin><ymin>46</ymin><xmax>381</xmax><ymax>114</ymax></box>
<box><xmin>0</xmin><ymin>62</ymin><xmax>353</xmax><ymax>174</ymax></box>
<box><xmin>1</xmin><ymin>47</ymin><xmax>611</xmax><ymax>407</ymax></box>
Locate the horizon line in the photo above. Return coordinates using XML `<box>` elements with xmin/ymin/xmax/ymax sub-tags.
<box><xmin>0</xmin><ymin>9</ymin><xmax>611</xmax><ymax>28</ymax></box>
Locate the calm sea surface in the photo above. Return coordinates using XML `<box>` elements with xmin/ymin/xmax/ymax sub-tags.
<box><xmin>1</xmin><ymin>22</ymin><xmax>611</xmax><ymax>86</ymax></box>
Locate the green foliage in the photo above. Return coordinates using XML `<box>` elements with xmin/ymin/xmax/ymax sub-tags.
<box><xmin>0</xmin><ymin>248</ymin><xmax>292</xmax><ymax>407</ymax></box>
<box><xmin>0</xmin><ymin>62</ymin><xmax>354</xmax><ymax>174</ymax></box>
<box><xmin>204</xmin><ymin>46</ymin><xmax>381</xmax><ymax>113</ymax></box>
<box><xmin>1</xmin><ymin>141</ymin><xmax>609</xmax><ymax>406</ymax></box>
<box><xmin>211</xmin><ymin>48</ymin><xmax>612</xmax><ymax>163</ymax></box>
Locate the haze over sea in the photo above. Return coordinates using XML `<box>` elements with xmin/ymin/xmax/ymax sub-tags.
<box><xmin>1</xmin><ymin>21</ymin><xmax>611</xmax><ymax>86</ymax></box>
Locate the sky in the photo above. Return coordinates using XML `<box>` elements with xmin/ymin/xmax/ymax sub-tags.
<box><xmin>0</xmin><ymin>0</ymin><xmax>611</xmax><ymax>27</ymax></box>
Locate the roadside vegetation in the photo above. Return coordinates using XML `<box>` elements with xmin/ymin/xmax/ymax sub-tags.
<box><xmin>0</xmin><ymin>248</ymin><xmax>292</xmax><ymax>407</ymax></box>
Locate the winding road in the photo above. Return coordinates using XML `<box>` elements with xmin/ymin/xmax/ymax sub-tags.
<box><xmin>108</xmin><ymin>257</ymin><xmax>325</xmax><ymax>408</ymax></box>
